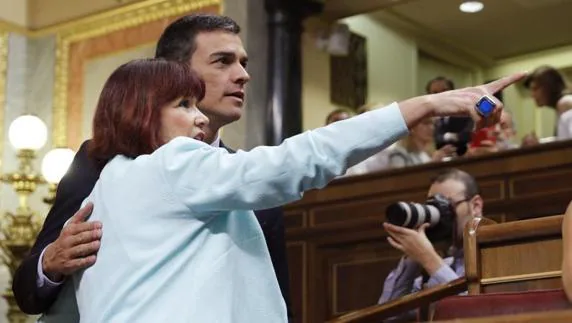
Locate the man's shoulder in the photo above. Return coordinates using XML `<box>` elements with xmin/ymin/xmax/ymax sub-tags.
<box><xmin>218</xmin><ymin>140</ymin><xmax>235</xmax><ymax>154</ymax></box>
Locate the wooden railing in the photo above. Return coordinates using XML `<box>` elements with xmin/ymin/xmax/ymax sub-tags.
<box><xmin>328</xmin><ymin>278</ymin><xmax>467</xmax><ymax>323</ymax></box>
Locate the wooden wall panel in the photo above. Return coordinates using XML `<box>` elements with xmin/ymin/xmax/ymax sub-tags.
<box><xmin>287</xmin><ymin>242</ymin><xmax>306</xmax><ymax>323</ymax></box>
<box><xmin>482</xmin><ymin>278</ymin><xmax>563</xmax><ymax>294</ymax></box>
<box><xmin>480</xmin><ymin>239</ymin><xmax>562</xmax><ymax>279</ymax></box>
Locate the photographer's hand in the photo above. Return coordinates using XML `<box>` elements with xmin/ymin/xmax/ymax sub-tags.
<box><xmin>383</xmin><ymin>222</ymin><xmax>445</xmax><ymax>276</ymax></box>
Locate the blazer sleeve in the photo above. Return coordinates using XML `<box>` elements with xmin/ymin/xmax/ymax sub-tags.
<box><xmin>160</xmin><ymin>103</ymin><xmax>408</xmax><ymax>213</ymax></box>
<box><xmin>12</xmin><ymin>141</ymin><xmax>100</xmax><ymax>314</ymax></box>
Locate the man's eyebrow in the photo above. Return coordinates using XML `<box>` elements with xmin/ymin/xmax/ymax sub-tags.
<box><xmin>209</xmin><ymin>51</ymin><xmax>236</xmax><ymax>59</ymax></box>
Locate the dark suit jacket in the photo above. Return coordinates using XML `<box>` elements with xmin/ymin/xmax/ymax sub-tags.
<box><xmin>12</xmin><ymin>140</ymin><xmax>292</xmax><ymax>317</ymax></box>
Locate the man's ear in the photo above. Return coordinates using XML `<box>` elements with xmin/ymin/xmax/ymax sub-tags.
<box><xmin>470</xmin><ymin>194</ymin><xmax>484</xmax><ymax>216</ymax></box>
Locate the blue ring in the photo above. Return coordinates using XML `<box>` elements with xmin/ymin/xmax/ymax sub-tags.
<box><xmin>475</xmin><ymin>95</ymin><xmax>496</xmax><ymax>118</ymax></box>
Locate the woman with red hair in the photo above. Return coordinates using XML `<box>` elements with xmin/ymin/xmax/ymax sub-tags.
<box><xmin>43</xmin><ymin>58</ymin><xmax>521</xmax><ymax>323</ymax></box>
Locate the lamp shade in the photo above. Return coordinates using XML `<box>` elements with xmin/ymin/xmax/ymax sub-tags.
<box><xmin>8</xmin><ymin>115</ymin><xmax>48</xmax><ymax>150</ymax></box>
<box><xmin>41</xmin><ymin>147</ymin><xmax>75</xmax><ymax>184</ymax></box>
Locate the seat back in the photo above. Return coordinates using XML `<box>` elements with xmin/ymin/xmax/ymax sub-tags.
<box><xmin>463</xmin><ymin>215</ymin><xmax>563</xmax><ymax>295</ymax></box>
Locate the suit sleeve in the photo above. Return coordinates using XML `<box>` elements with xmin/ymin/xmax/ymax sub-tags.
<box><xmin>161</xmin><ymin>103</ymin><xmax>408</xmax><ymax>213</ymax></box>
<box><xmin>254</xmin><ymin>207</ymin><xmax>292</xmax><ymax>318</ymax></box>
<box><xmin>12</xmin><ymin>141</ymin><xmax>100</xmax><ymax>314</ymax></box>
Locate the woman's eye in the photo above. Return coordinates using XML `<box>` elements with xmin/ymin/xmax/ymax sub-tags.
<box><xmin>178</xmin><ymin>99</ymin><xmax>190</xmax><ymax>108</ymax></box>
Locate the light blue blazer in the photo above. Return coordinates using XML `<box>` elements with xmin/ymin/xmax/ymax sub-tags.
<box><xmin>38</xmin><ymin>103</ymin><xmax>407</xmax><ymax>323</ymax></box>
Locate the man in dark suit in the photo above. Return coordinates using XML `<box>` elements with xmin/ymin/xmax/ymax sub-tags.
<box><xmin>428</xmin><ymin>76</ymin><xmax>474</xmax><ymax>156</ymax></box>
<box><xmin>12</xmin><ymin>14</ymin><xmax>291</xmax><ymax>318</ymax></box>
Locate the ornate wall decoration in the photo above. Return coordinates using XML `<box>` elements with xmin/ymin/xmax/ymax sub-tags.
<box><xmin>0</xmin><ymin>32</ymin><xmax>7</xmax><ymax>166</ymax></box>
<box><xmin>50</xmin><ymin>0</ymin><xmax>221</xmax><ymax>148</ymax></box>
<box><xmin>329</xmin><ymin>32</ymin><xmax>367</xmax><ymax>109</ymax></box>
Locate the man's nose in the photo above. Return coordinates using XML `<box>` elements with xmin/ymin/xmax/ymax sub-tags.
<box><xmin>234</xmin><ymin>65</ymin><xmax>250</xmax><ymax>86</ymax></box>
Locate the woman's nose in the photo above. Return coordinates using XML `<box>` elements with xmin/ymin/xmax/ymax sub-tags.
<box><xmin>196</xmin><ymin>112</ymin><xmax>209</xmax><ymax>128</ymax></box>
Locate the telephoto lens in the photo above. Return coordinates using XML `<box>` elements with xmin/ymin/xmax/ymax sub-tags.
<box><xmin>385</xmin><ymin>194</ymin><xmax>456</xmax><ymax>242</ymax></box>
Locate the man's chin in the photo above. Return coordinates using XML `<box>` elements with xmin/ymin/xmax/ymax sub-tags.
<box><xmin>219</xmin><ymin>109</ymin><xmax>243</xmax><ymax>126</ymax></box>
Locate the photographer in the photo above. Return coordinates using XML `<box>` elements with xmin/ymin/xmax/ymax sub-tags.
<box><xmin>378</xmin><ymin>169</ymin><xmax>484</xmax><ymax>321</ymax></box>
<box><xmin>428</xmin><ymin>77</ymin><xmax>474</xmax><ymax>157</ymax></box>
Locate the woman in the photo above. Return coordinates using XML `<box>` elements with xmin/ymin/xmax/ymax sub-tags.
<box><xmin>387</xmin><ymin>118</ymin><xmax>456</xmax><ymax>168</ymax></box>
<box><xmin>525</xmin><ymin>66</ymin><xmax>572</xmax><ymax>141</ymax></box>
<box><xmin>42</xmin><ymin>59</ymin><xmax>519</xmax><ymax>323</ymax></box>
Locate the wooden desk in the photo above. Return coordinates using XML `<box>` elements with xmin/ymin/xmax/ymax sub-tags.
<box><xmin>284</xmin><ymin>140</ymin><xmax>572</xmax><ymax>323</ymax></box>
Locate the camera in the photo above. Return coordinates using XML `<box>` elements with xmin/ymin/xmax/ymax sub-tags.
<box><xmin>385</xmin><ymin>194</ymin><xmax>456</xmax><ymax>242</ymax></box>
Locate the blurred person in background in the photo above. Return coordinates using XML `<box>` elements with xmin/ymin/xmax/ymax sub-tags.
<box><xmin>429</xmin><ymin>76</ymin><xmax>474</xmax><ymax>157</ymax></box>
<box><xmin>325</xmin><ymin>108</ymin><xmax>354</xmax><ymax>125</ymax></box>
<box><xmin>523</xmin><ymin>66</ymin><xmax>572</xmax><ymax>144</ymax></box>
<box><xmin>388</xmin><ymin>117</ymin><xmax>456</xmax><ymax>168</ymax></box>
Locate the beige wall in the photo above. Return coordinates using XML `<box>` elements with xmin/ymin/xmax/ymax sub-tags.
<box><xmin>301</xmin><ymin>30</ymin><xmax>345</xmax><ymax>130</ymax></box>
<box><xmin>417</xmin><ymin>52</ymin><xmax>473</xmax><ymax>95</ymax></box>
<box><xmin>0</xmin><ymin>0</ymin><xmax>27</xmax><ymax>26</ymax></box>
<box><xmin>0</xmin><ymin>0</ymin><xmax>147</xmax><ymax>29</ymax></box>
<box><xmin>343</xmin><ymin>15</ymin><xmax>417</xmax><ymax>104</ymax></box>
<box><xmin>28</xmin><ymin>0</ymin><xmax>145</xmax><ymax>28</ymax></box>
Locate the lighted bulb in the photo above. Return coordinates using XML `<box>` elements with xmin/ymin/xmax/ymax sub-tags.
<box><xmin>459</xmin><ymin>1</ymin><xmax>484</xmax><ymax>13</ymax></box>
<box><xmin>8</xmin><ymin>115</ymin><xmax>48</xmax><ymax>150</ymax></box>
<box><xmin>41</xmin><ymin>148</ymin><xmax>76</xmax><ymax>184</ymax></box>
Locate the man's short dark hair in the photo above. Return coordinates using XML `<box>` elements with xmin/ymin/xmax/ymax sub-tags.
<box><xmin>425</xmin><ymin>76</ymin><xmax>455</xmax><ymax>94</ymax></box>
<box><xmin>155</xmin><ymin>14</ymin><xmax>240</xmax><ymax>63</ymax></box>
<box><xmin>431</xmin><ymin>168</ymin><xmax>480</xmax><ymax>199</ymax></box>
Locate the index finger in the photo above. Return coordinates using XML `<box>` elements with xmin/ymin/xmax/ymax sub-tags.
<box><xmin>70</xmin><ymin>202</ymin><xmax>94</xmax><ymax>224</ymax></box>
<box><xmin>483</xmin><ymin>72</ymin><xmax>527</xmax><ymax>95</ymax></box>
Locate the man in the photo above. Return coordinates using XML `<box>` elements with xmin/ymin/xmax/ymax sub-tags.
<box><xmin>378</xmin><ymin>169</ymin><xmax>484</xmax><ymax>321</ymax></box>
<box><xmin>429</xmin><ymin>77</ymin><xmax>474</xmax><ymax>157</ymax></box>
<box><xmin>12</xmin><ymin>14</ymin><xmax>291</xmax><ymax>317</ymax></box>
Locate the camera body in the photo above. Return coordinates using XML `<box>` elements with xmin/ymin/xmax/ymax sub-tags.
<box><xmin>385</xmin><ymin>194</ymin><xmax>456</xmax><ymax>243</ymax></box>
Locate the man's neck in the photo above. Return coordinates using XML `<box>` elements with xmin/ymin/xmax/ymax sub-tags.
<box><xmin>204</xmin><ymin>126</ymin><xmax>220</xmax><ymax>146</ymax></box>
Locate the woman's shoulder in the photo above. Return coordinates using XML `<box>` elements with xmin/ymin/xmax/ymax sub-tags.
<box><xmin>557</xmin><ymin>95</ymin><xmax>572</xmax><ymax>114</ymax></box>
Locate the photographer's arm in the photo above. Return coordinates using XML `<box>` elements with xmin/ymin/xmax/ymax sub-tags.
<box><xmin>383</xmin><ymin>223</ymin><xmax>462</xmax><ymax>287</ymax></box>
<box><xmin>378</xmin><ymin>257</ymin><xmax>423</xmax><ymax>304</ymax></box>
<box><xmin>425</xmin><ymin>263</ymin><xmax>460</xmax><ymax>288</ymax></box>
<box><xmin>378</xmin><ymin>258</ymin><xmax>423</xmax><ymax>322</ymax></box>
